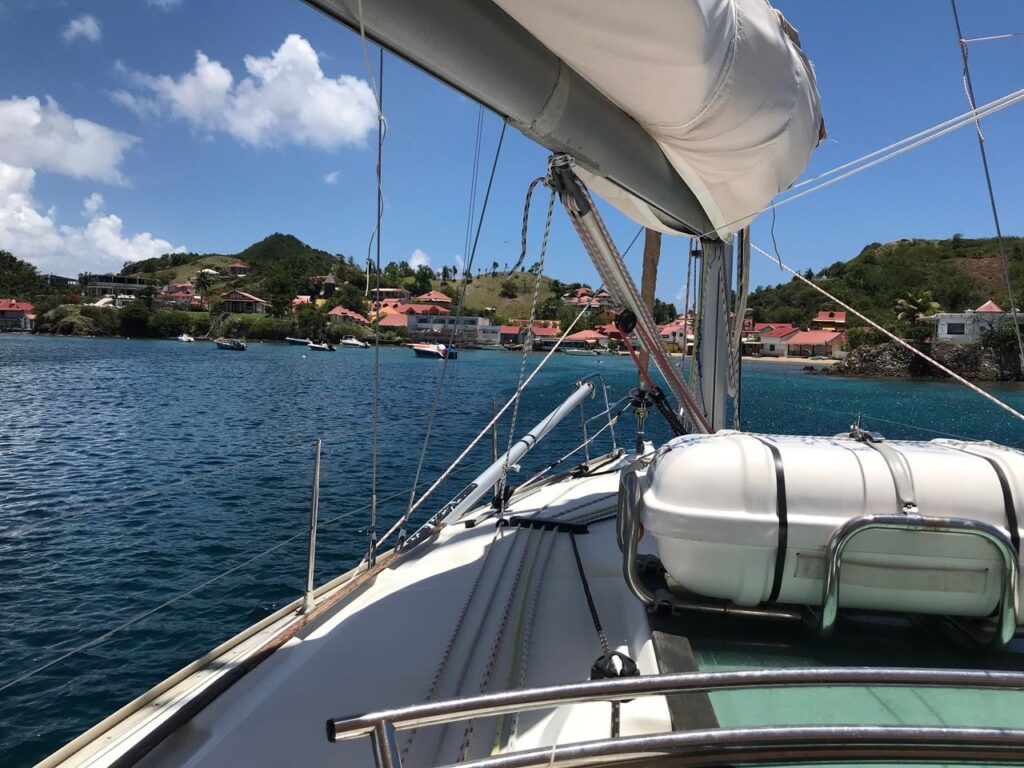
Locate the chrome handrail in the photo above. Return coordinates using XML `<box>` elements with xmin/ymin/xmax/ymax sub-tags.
<box><xmin>453</xmin><ymin>725</ymin><xmax>1024</xmax><ymax>768</ymax></box>
<box><xmin>326</xmin><ymin>666</ymin><xmax>1024</xmax><ymax>742</ymax></box>
<box><xmin>819</xmin><ymin>513</ymin><xmax>1020</xmax><ymax>646</ymax></box>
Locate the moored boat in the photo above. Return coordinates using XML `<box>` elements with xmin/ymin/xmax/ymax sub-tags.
<box><xmin>213</xmin><ymin>337</ymin><xmax>246</xmax><ymax>351</ymax></box>
<box><xmin>411</xmin><ymin>342</ymin><xmax>457</xmax><ymax>359</ymax></box>
<box><xmin>339</xmin><ymin>336</ymin><xmax>370</xmax><ymax>348</ymax></box>
<box><xmin>286</xmin><ymin>336</ymin><xmax>311</xmax><ymax>346</ymax></box>
<box><xmin>176</xmin><ymin>333</ymin><xmax>195</xmax><ymax>343</ymax></box>
<box><xmin>561</xmin><ymin>348</ymin><xmax>598</xmax><ymax>356</ymax></box>
<box><xmin>308</xmin><ymin>341</ymin><xmax>336</xmax><ymax>352</ymax></box>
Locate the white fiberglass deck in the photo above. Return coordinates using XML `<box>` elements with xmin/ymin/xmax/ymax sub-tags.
<box><xmin>126</xmin><ymin>470</ymin><xmax>667</xmax><ymax>767</ymax></box>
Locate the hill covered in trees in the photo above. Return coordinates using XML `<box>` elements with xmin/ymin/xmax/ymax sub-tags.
<box><xmin>748</xmin><ymin>235</ymin><xmax>1024</xmax><ymax>328</ymax></box>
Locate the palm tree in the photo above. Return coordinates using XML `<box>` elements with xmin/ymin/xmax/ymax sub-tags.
<box><xmin>894</xmin><ymin>289</ymin><xmax>941</xmax><ymax>323</ymax></box>
<box><xmin>194</xmin><ymin>270</ymin><xmax>212</xmax><ymax>308</ymax></box>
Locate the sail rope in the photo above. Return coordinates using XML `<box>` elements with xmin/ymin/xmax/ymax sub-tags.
<box><xmin>498</xmin><ymin>177</ymin><xmax>556</xmax><ymax>509</ymax></box>
<box><xmin>950</xmin><ymin>0</ymin><xmax>1024</xmax><ymax>370</ymax></box>
<box><xmin>690</xmin><ymin>85</ymin><xmax>1024</xmax><ymax>241</ymax></box>
<box><xmin>750</xmin><ymin>242</ymin><xmax>1024</xmax><ymax>424</ymax></box>
<box><xmin>397</xmin><ymin>122</ymin><xmax>507</xmax><ymax>545</ymax></box>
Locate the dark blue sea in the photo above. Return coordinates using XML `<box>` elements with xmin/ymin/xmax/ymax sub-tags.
<box><xmin>2</xmin><ymin>334</ymin><xmax>1024</xmax><ymax>766</ymax></box>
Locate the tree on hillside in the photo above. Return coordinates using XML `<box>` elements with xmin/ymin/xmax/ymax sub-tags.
<box><xmin>0</xmin><ymin>250</ymin><xmax>48</xmax><ymax>298</ymax></box>
<box><xmin>194</xmin><ymin>270</ymin><xmax>212</xmax><ymax>306</ymax></box>
<box><xmin>499</xmin><ymin>279</ymin><xmax>518</xmax><ymax>299</ymax></box>
<box><xmin>491</xmin><ymin>261</ymin><xmax>499</xmax><ymax>277</ymax></box>
<box><xmin>894</xmin><ymin>289</ymin><xmax>941</xmax><ymax>323</ymax></box>
<box><xmin>653</xmin><ymin>299</ymin><xmax>677</xmax><ymax>324</ymax></box>
<box><xmin>411</xmin><ymin>265</ymin><xmax>434</xmax><ymax>295</ymax></box>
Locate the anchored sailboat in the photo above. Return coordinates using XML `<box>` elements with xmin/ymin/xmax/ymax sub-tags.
<box><xmin>33</xmin><ymin>2</ymin><xmax>1024</xmax><ymax>767</ymax></box>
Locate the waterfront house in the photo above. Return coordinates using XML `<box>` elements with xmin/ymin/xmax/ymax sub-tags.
<box><xmin>328</xmin><ymin>306</ymin><xmax>369</xmax><ymax>325</ymax></box>
<box><xmin>530</xmin><ymin>323</ymin><xmax>562</xmax><ymax>349</ymax></box>
<box><xmin>221</xmin><ymin>290</ymin><xmax>268</xmax><ymax>314</ymax></box>
<box><xmin>933</xmin><ymin>300</ymin><xmax>1015</xmax><ymax>344</ymax></box>
<box><xmin>0</xmin><ymin>299</ymin><xmax>34</xmax><ymax>330</ymax></box>
<box><xmin>228</xmin><ymin>261</ymin><xmax>251</xmax><ymax>277</ymax></box>
<box><xmin>659</xmin><ymin>318</ymin><xmax>694</xmax><ymax>350</ymax></box>
<box><xmin>500</xmin><ymin>324</ymin><xmax>524</xmax><ymax>345</ymax></box>
<box><xmin>81</xmin><ymin>273</ymin><xmax>154</xmax><ymax>298</ymax></box>
<box><xmin>563</xmin><ymin>329</ymin><xmax>609</xmax><ymax>349</ymax></box>
<box><xmin>377</xmin><ymin>313</ymin><xmax>408</xmax><ymax>330</ymax></box>
<box><xmin>810</xmin><ymin>310</ymin><xmax>846</xmax><ymax>332</ymax></box>
<box><xmin>407</xmin><ymin>315</ymin><xmax>499</xmax><ymax>345</ymax></box>
<box><xmin>758</xmin><ymin>325</ymin><xmax>799</xmax><ymax>357</ymax></box>
<box><xmin>784</xmin><ymin>329</ymin><xmax>845</xmax><ymax>358</ymax></box>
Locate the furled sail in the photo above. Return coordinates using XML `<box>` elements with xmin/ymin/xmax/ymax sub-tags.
<box><xmin>305</xmin><ymin>0</ymin><xmax>824</xmax><ymax>239</ymax></box>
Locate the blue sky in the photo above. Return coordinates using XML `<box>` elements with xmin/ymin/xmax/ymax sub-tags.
<box><xmin>1</xmin><ymin>1</ymin><xmax>1022</xmax><ymax>304</ymax></box>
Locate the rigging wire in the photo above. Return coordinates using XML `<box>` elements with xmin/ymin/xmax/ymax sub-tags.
<box><xmin>689</xmin><ymin>85</ymin><xmax>1024</xmax><ymax>240</ymax></box>
<box><xmin>498</xmin><ymin>178</ymin><xmax>557</xmax><ymax>505</ymax></box>
<box><xmin>367</xmin><ymin>45</ymin><xmax>385</xmax><ymax>564</ymax></box>
<box><xmin>397</xmin><ymin>121</ymin><xmax>508</xmax><ymax>544</ymax></box>
<box><xmin>961</xmin><ymin>31</ymin><xmax>1024</xmax><ymax>45</ymax></box>
<box><xmin>398</xmin><ymin>218</ymin><xmax>650</xmax><ymax>529</ymax></box>
<box><xmin>950</xmin><ymin>0</ymin><xmax>1024</xmax><ymax>369</ymax></box>
<box><xmin>750</xmin><ymin>241</ymin><xmax>1024</xmax><ymax>424</ymax></box>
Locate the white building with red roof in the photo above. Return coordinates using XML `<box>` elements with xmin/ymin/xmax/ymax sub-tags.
<box><xmin>934</xmin><ymin>299</ymin><xmax>1011</xmax><ymax>345</ymax></box>
<box><xmin>414</xmin><ymin>290</ymin><xmax>453</xmax><ymax>306</ymax></box>
<box><xmin>0</xmin><ymin>299</ymin><xmax>34</xmax><ymax>331</ymax></box>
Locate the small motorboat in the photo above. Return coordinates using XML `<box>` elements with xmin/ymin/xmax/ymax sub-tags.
<box><xmin>477</xmin><ymin>343</ymin><xmax>505</xmax><ymax>351</ymax></box>
<box><xmin>285</xmin><ymin>337</ymin><xmax>311</xmax><ymax>346</ymax></box>
<box><xmin>176</xmin><ymin>333</ymin><xmax>195</xmax><ymax>343</ymax></box>
<box><xmin>562</xmin><ymin>348</ymin><xmax>599</xmax><ymax>356</ymax></box>
<box><xmin>412</xmin><ymin>343</ymin><xmax>457</xmax><ymax>359</ymax></box>
<box><xmin>214</xmin><ymin>338</ymin><xmax>246</xmax><ymax>351</ymax></box>
<box><xmin>339</xmin><ymin>336</ymin><xmax>370</xmax><ymax>348</ymax></box>
<box><xmin>308</xmin><ymin>341</ymin><xmax>336</xmax><ymax>352</ymax></box>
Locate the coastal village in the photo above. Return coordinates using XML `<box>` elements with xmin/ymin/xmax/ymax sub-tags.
<box><xmin>3</xmin><ymin>266</ymin><xmax>1019</xmax><ymax>361</ymax></box>
<box><xmin>3</xmin><ymin>234</ymin><xmax>1024</xmax><ymax>376</ymax></box>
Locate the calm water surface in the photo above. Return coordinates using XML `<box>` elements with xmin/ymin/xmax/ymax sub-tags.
<box><xmin>2</xmin><ymin>334</ymin><xmax>1024</xmax><ymax>765</ymax></box>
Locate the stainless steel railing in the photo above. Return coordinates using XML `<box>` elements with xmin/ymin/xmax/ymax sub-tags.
<box><xmin>326</xmin><ymin>667</ymin><xmax>1024</xmax><ymax>767</ymax></box>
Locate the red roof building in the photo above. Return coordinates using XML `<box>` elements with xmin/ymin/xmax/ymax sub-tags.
<box><xmin>976</xmin><ymin>300</ymin><xmax>1004</xmax><ymax>313</ymax></box>
<box><xmin>564</xmin><ymin>329</ymin><xmax>608</xmax><ymax>347</ymax></box>
<box><xmin>292</xmin><ymin>295</ymin><xmax>313</xmax><ymax>309</ymax></box>
<box><xmin>403</xmin><ymin>303</ymin><xmax>449</xmax><ymax>316</ymax></box>
<box><xmin>810</xmin><ymin>310</ymin><xmax>846</xmax><ymax>331</ymax></box>
<box><xmin>414</xmin><ymin>290</ymin><xmax>453</xmax><ymax>305</ymax></box>
<box><xmin>760</xmin><ymin>324</ymin><xmax>798</xmax><ymax>338</ymax></box>
<box><xmin>784</xmin><ymin>330</ymin><xmax>845</xmax><ymax>357</ymax></box>
<box><xmin>0</xmin><ymin>299</ymin><xmax>35</xmax><ymax>331</ymax></box>
<box><xmin>378</xmin><ymin>313</ymin><xmax>408</xmax><ymax>328</ymax></box>
<box><xmin>227</xmin><ymin>261</ymin><xmax>251</xmax><ymax>276</ymax></box>
<box><xmin>328</xmin><ymin>306</ymin><xmax>369</xmax><ymax>325</ymax></box>
<box><xmin>221</xmin><ymin>290</ymin><xmax>268</xmax><ymax>314</ymax></box>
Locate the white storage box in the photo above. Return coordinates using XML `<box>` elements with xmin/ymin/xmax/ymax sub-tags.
<box><xmin>640</xmin><ymin>432</ymin><xmax>1024</xmax><ymax>616</ymax></box>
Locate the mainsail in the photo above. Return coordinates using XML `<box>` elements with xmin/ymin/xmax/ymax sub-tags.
<box><xmin>303</xmin><ymin>0</ymin><xmax>824</xmax><ymax>239</ymax></box>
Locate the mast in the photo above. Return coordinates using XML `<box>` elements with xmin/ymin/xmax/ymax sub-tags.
<box><xmin>695</xmin><ymin>239</ymin><xmax>731</xmax><ymax>431</ymax></box>
<box><xmin>637</xmin><ymin>229</ymin><xmax>661</xmax><ymax>378</ymax></box>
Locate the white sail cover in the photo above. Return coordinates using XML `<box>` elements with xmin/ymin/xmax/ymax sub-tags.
<box><xmin>492</xmin><ymin>0</ymin><xmax>824</xmax><ymax>239</ymax></box>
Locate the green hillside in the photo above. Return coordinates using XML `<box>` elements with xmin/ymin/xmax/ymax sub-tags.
<box><xmin>748</xmin><ymin>236</ymin><xmax>1024</xmax><ymax>328</ymax></box>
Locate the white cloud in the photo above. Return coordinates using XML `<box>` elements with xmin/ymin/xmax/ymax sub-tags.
<box><xmin>323</xmin><ymin>170</ymin><xmax>339</xmax><ymax>185</ymax></box>
<box><xmin>114</xmin><ymin>34</ymin><xmax>377</xmax><ymax>150</ymax></box>
<box><xmin>0</xmin><ymin>162</ymin><xmax>185</xmax><ymax>275</ymax></box>
<box><xmin>82</xmin><ymin>192</ymin><xmax>104</xmax><ymax>216</ymax></box>
<box><xmin>0</xmin><ymin>96</ymin><xmax>137</xmax><ymax>184</ymax></box>
<box><xmin>147</xmin><ymin>0</ymin><xmax>184</xmax><ymax>9</ymax></box>
<box><xmin>62</xmin><ymin>14</ymin><xmax>101</xmax><ymax>43</ymax></box>
<box><xmin>409</xmin><ymin>248</ymin><xmax>430</xmax><ymax>270</ymax></box>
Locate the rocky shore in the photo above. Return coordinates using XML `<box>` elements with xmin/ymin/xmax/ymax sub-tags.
<box><xmin>828</xmin><ymin>341</ymin><xmax>1021</xmax><ymax>382</ymax></box>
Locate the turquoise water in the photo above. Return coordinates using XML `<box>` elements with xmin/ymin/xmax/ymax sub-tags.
<box><xmin>2</xmin><ymin>334</ymin><xmax>1024</xmax><ymax>765</ymax></box>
